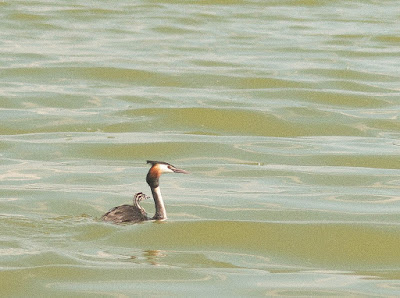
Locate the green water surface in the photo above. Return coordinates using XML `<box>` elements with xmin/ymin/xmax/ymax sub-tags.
<box><xmin>0</xmin><ymin>0</ymin><xmax>399</xmax><ymax>296</ymax></box>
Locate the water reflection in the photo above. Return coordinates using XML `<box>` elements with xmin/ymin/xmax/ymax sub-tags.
<box><xmin>129</xmin><ymin>249</ymin><xmax>273</xmax><ymax>270</ymax></box>
<box><xmin>133</xmin><ymin>250</ymin><xmax>165</xmax><ymax>266</ymax></box>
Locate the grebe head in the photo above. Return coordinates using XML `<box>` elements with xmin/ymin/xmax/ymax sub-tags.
<box><xmin>146</xmin><ymin>160</ymin><xmax>189</xmax><ymax>188</ymax></box>
<box><xmin>133</xmin><ymin>192</ymin><xmax>149</xmax><ymax>205</ymax></box>
<box><xmin>133</xmin><ymin>192</ymin><xmax>149</xmax><ymax>214</ymax></box>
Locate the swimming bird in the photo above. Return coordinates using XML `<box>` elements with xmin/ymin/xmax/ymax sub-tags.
<box><xmin>101</xmin><ymin>161</ymin><xmax>189</xmax><ymax>223</ymax></box>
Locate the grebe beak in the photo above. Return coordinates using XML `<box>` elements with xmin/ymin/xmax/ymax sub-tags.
<box><xmin>172</xmin><ymin>167</ymin><xmax>189</xmax><ymax>174</ymax></box>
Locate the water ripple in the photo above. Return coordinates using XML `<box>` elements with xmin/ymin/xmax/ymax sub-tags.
<box><xmin>1</xmin><ymin>0</ymin><xmax>400</xmax><ymax>296</ymax></box>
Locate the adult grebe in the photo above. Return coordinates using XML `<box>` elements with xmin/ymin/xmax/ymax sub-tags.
<box><xmin>101</xmin><ymin>160</ymin><xmax>189</xmax><ymax>223</ymax></box>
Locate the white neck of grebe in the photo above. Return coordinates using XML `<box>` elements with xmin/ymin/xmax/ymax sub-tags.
<box><xmin>151</xmin><ymin>186</ymin><xmax>167</xmax><ymax>220</ymax></box>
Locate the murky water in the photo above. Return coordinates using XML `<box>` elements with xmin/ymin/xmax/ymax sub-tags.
<box><xmin>1</xmin><ymin>0</ymin><xmax>399</xmax><ymax>296</ymax></box>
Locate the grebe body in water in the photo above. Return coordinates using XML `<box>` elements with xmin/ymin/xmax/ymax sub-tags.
<box><xmin>101</xmin><ymin>192</ymin><xmax>149</xmax><ymax>223</ymax></box>
<box><xmin>101</xmin><ymin>161</ymin><xmax>188</xmax><ymax>223</ymax></box>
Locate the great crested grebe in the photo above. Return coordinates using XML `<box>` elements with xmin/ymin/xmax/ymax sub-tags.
<box><xmin>101</xmin><ymin>160</ymin><xmax>189</xmax><ymax>223</ymax></box>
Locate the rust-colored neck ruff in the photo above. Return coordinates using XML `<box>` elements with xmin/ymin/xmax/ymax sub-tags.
<box><xmin>146</xmin><ymin>165</ymin><xmax>160</xmax><ymax>188</ymax></box>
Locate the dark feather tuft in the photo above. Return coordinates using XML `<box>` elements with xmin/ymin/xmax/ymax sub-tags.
<box><xmin>146</xmin><ymin>160</ymin><xmax>171</xmax><ymax>166</ymax></box>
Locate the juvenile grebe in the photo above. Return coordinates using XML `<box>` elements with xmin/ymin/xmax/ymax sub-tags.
<box><xmin>101</xmin><ymin>160</ymin><xmax>189</xmax><ymax>223</ymax></box>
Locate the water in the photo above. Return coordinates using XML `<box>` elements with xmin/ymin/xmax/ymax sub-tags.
<box><xmin>1</xmin><ymin>0</ymin><xmax>400</xmax><ymax>296</ymax></box>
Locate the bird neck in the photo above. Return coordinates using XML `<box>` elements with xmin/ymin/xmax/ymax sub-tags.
<box><xmin>133</xmin><ymin>197</ymin><xmax>144</xmax><ymax>212</ymax></box>
<box><xmin>151</xmin><ymin>186</ymin><xmax>167</xmax><ymax>220</ymax></box>
<box><xmin>146</xmin><ymin>168</ymin><xmax>160</xmax><ymax>189</ymax></box>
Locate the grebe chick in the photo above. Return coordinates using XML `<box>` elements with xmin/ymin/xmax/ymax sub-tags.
<box><xmin>101</xmin><ymin>192</ymin><xmax>149</xmax><ymax>223</ymax></box>
<box><xmin>101</xmin><ymin>160</ymin><xmax>189</xmax><ymax>224</ymax></box>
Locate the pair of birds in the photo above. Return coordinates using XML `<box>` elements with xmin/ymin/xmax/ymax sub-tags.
<box><xmin>101</xmin><ymin>160</ymin><xmax>188</xmax><ymax>223</ymax></box>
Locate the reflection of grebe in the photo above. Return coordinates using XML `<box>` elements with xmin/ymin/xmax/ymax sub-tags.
<box><xmin>101</xmin><ymin>161</ymin><xmax>189</xmax><ymax>223</ymax></box>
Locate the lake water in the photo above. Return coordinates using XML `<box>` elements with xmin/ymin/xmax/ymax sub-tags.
<box><xmin>1</xmin><ymin>0</ymin><xmax>400</xmax><ymax>296</ymax></box>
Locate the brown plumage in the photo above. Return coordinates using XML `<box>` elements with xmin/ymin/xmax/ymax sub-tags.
<box><xmin>101</xmin><ymin>192</ymin><xmax>149</xmax><ymax>223</ymax></box>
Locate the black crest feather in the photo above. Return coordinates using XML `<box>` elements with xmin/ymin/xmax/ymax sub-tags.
<box><xmin>147</xmin><ymin>160</ymin><xmax>171</xmax><ymax>166</ymax></box>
